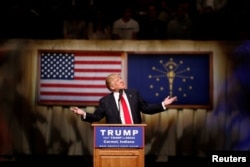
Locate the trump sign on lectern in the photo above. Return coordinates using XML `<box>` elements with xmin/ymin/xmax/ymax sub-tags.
<box><xmin>94</xmin><ymin>126</ymin><xmax>144</xmax><ymax>148</ymax></box>
<box><xmin>92</xmin><ymin>124</ymin><xmax>146</xmax><ymax>167</ymax></box>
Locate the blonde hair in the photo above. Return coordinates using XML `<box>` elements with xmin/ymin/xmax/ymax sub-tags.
<box><xmin>105</xmin><ymin>73</ymin><xmax>120</xmax><ymax>91</ymax></box>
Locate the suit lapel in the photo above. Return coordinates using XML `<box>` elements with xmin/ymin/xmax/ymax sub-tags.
<box><xmin>108</xmin><ymin>93</ymin><xmax>121</xmax><ymax>122</ymax></box>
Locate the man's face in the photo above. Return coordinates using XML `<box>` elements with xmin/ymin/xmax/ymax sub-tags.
<box><xmin>110</xmin><ymin>74</ymin><xmax>126</xmax><ymax>91</ymax></box>
<box><xmin>123</xmin><ymin>8</ymin><xmax>132</xmax><ymax>20</ymax></box>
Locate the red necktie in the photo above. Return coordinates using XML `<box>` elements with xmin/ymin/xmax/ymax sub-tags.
<box><xmin>120</xmin><ymin>95</ymin><xmax>132</xmax><ymax>124</ymax></box>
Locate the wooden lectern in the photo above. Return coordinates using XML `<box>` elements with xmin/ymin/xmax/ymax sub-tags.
<box><xmin>92</xmin><ymin>124</ymin><xmax>146</xmax><ymax>167</ymax></box>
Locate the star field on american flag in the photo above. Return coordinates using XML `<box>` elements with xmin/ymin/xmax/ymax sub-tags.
<box><xmin>41</xmin><ymin>53</ymin><xmax>74</xmax><ymax>80</ymax></box>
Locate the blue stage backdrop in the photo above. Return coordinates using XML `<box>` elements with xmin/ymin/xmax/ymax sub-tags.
<box><xmin>127</xmin><ymin>52</ymin><xmax>212</xmax><ymax>109</ymax></box>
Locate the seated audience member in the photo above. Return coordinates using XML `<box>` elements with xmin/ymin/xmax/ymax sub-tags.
<box><xmin>139</xmin><ymin>3</ymin><xmax>166</xmax><ymax>40</ymax></box>
<box><xmin>87</xmin><ymin>10</ymin><xmax>111</xmax><ymax>40</ymax></box>
<box><xmin>112</xmin><ymin>6</ymin><xmax>140</xmax><ymax>40</ymax></box>
<box><xmin>63</xmin><ymin>7</ymin><xmax>88</xmax><ymax>39</ymax></box>
<box><xmin>196</xmin><ymin>0</ymin><xmax>228</xmax><ymax>15</ymax></box>
<box><xmin>157</xmin><ymin>0</ymin><xmax>175</xmax><ymax>24</ymax></box>
<box><xmin>167</xmin><ymin>3</ymin><xmax>193</xmax><ymax>39</ymax></box>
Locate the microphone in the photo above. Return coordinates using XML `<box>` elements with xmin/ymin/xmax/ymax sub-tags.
<box><xmin>118</xmin><ymin>89</ymin><xmax>123</xmax><ymax>101</ymax></box>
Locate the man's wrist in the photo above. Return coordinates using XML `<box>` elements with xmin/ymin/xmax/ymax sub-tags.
<box><xmin>80</xmin><ymin>112</ymin><xmax>86</xmax><ymax>120</ymax></box>
<box><xmin>162</xmin><ymin>102</ymin><xmax>166</xmax><ymax>110</ymax></box>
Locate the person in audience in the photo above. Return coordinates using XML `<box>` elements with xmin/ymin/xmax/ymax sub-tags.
<box><xmin>63</xmin><ymin>7</ymin><xmax>88</xmax><ymax>39</ymax></box>
<box><xmin>167</xmin><ymin>2</ymin><xmax>193</xmax><ymax>39</ymax></box>
<box><xmin>139</xmin><ymin>3</ymin><xmax>166</xmax><ymax>40</ymax></box>
<box><xmin>112</xmin><ymin>6</ymin><xmax>140</xmax><ymax>40</ymax></box>
<box><xmin>157</xmin><ymin>0</ymin><xmax>175</xmax><ymax>24</ymax></box>
<box><xmin>70</xmin><ymin>73</ymin><xmax>177</xmax><ymax>124</ymax></box>
<box><xmin>196</xmin><ymin>0</ymin><xmax>228</xmax><ymax>15</ymax></box>
<box><xmin>87</xmin><ymin>10</ymin><xmax>111</xmax><ymax>40</ymax></box>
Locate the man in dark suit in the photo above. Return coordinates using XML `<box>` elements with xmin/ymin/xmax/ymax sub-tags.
<box><xmin>70</xmin><ymin>73</ymin><xmax>177</xmax><ymax>124</ymax></box>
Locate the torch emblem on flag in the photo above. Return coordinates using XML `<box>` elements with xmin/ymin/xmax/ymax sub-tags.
<box><xmin>148</xmin><ymin>58</ymin><xmax>194</xmax><ymax>98</ymax></box>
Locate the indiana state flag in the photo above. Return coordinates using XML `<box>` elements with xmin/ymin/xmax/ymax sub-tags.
<box><xmin>127</xmin><ymin>53</ymin><xmax>212</xmax><ymax>108</ymax></box>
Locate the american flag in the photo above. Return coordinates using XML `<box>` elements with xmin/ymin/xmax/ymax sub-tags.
<box><xmin>37</xmin><ymin>51</ymin><xmax>124</xmax><ymax>106</ymax></box>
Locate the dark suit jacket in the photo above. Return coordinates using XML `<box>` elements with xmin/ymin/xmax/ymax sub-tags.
<box><xmin>82</xmin><ymin>89</ymin><xmax>165</xmax><ymax>124</ymax></box>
